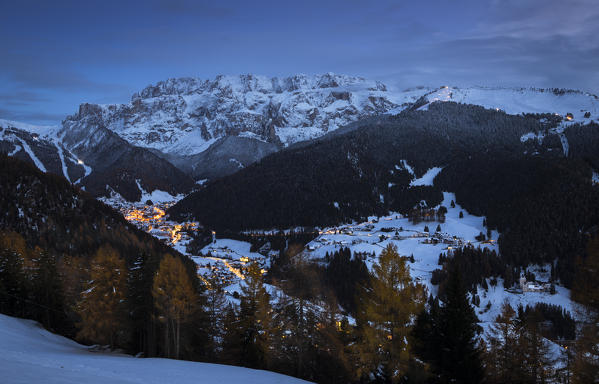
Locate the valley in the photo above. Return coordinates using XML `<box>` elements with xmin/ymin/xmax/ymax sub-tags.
<box><xmin>110</xmin><ymin>185</ymin><xmax>579</xmax><ymax>334</ymax></box>
<box><xmin>2</xmin><ymin>76</ymin><xmax>599</xmax><ymax>384</ymax></box>
<box><xmin>3</xmin><ymin>1</ymin><xmax>599</xmax><ymax>382</ymax></box>
<box><xmin>101</xmin><ymin>191</ymin><xmax>269</xmax><ymax>292</ymax></box>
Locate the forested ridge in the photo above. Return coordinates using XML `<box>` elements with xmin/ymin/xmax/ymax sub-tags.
<box><xmin>170</xmin><ymin>102</ymin><xmax>571</xmax><ymax>232</ymax></box>
<box><xmin>2</xmin><ymin>143</ymin><xmax>599</xmax><ymax>382</ymax></box>
<box><xmin>171</xmin><ymin>102</ymin><xmax>599</xmax><ymax>287</ymax></box>
<box><xmin>0</xmin><ymin>153</ymin><xmax>200</xmax><ymax>356</ymax></box>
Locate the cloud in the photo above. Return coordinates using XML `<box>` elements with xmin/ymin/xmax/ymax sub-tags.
<box><xmin>0</xmin><ymin>54</ymin><xmax>125</xmax><ymax>92</ymax></box>
<box><xmin>477</xmin><ymin>0</ymin><xmax>599</xmax><ymax>45</ymax></box>
<box><xmin>0</xmin><ymin>107</ymin><xmax>65</xmax><ymax>124</ymax></box>
<box><xmin>0</xmin><ymin>91</ymin><xmax>50</xmax><ymax>106</ymax></box>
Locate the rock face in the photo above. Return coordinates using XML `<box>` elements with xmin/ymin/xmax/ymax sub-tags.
<box><xmin>64</xmin><ymin>73</ymin><xmax>403</xmax><ymax>156</ymax></box>
<box><xmin>7</xmin><ymin>75</ymin><xmax>599</xmax><ymax>202</ymax></box>
<box><xmin>164</xmin><ymin>136</ymin><xmax>279</xmax><ymax>180</ymax></box>
<box><xmin>56</xmin><ymin>73</ymin><xmax>415</xmax><ymax>186</ymax></box>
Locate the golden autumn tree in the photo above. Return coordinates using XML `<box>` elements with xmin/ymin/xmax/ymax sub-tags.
<box><xmin>152</xmin><ymin>254</ymin><xmax>197</xmax><ymax>359</ymax></box>
<box><xmin>357</xmin><ymin>243</ymin><xmax>425</xmax><ymax>382</ymax></box>
<box><xmin>76</xmin><ymin>245</ymin><xmax>128</xmax><ymax>349</ymax></box>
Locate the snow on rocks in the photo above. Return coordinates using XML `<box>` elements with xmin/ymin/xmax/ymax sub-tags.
<box><xmin>68</xmin><ymin>73</ymin><xmax>408</xmax><ymax>154</ymax></box>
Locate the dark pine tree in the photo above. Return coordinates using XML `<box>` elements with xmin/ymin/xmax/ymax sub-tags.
<box><xmin>414</xmin><ymin>268</ymin><xmax>485</xmax><ymax>383</ymax></box>
<box><xmin>438</xmin><ymin>268</ymin><xmax>484</xmax><ymax>383</ymax></box>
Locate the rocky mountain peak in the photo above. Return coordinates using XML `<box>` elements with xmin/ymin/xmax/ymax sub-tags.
<box><xmin>64</xmin><ymin>73</ymin><xmax>406</xmax><ymax>157</ymax></box>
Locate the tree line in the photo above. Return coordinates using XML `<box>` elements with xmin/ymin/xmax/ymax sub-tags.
<box><xmin>169</xmin><ymin>103</ymin><xmax>599</xmax><ymax>290</ymax></box>
<box><xmin>3</xmin><ymin>227</ymin><xmax>599</xmax><ymax>382</ymax></box>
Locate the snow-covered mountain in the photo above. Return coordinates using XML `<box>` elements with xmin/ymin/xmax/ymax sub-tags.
<box><xmin>3</xmin><ymin>74</ymin><xmax>599</xmax><ymax>201</ymax></box>
<box><xmin>0</xmin><ymin>119</ymin><xmax>88</xmax><ymax>183</ymax></box>
<box><xmin>419</xmin><ymin>86</ymin><xmax>599</xmax><ymax>122</ymax></box>
<box><xmin>60</xmin><ymin>76</ymin><xmax>599</xmax><ymax>170</ymax></box>
<box><xmin>0</xmin><ymin>313</ymin><xmax>311</xmax><ymax>384</ymax></box>
<box><xmin>63</xmin><ymin>73</ymin><xmax>412</xmax><ymax>155</ymax></box>
<box><xmin>0</xmin><ymin>118</ymin><xmax>194</xmax><ymax>201</ymax></box>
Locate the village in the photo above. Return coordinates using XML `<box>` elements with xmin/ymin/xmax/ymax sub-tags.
<box><xmin>306</xmin><ymin>211</ymin><xmax>497</xmax><ymax>257</ymax></box>
<box><xmin>104</xmin><ymin>195</ymin><xmax>270</xmax><ymax>291</ymax></box>
<box><xmin>113</xmin><ymin>199</ymin><xmax>200</xmax><ymax>247</ymax></box>
<box><xmin>109</xmin><ymin>191</ymin><xmax>557</xmax><ymax>309</ymax></box>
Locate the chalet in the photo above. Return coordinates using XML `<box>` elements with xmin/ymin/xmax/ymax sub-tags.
<box><xmin>519</xmin><ymin>277</ymin><xmax>551</xmax><ymax>293</ymax></box>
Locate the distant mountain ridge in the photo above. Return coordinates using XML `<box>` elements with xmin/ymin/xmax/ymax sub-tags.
<box><xmin>119</xmin><ymin>73</ymin><xmax>397</xmax><ymax>151</ymax></box>
<box><xmin>2</xmin><ymin>74</ymin><xmax>599</xmax><ymax>201</ymax></box>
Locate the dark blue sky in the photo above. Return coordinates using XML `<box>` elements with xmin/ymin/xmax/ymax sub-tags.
<box><xmin>1</xmin><ymin>0</ymin><xmax>598</xmax><ymax>125</ymax></box>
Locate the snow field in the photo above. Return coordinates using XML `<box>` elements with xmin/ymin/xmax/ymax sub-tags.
<box><xmin>0</xmin><ymin>314</ymin><xmax>311</xmax><ymax>384</ymax></box>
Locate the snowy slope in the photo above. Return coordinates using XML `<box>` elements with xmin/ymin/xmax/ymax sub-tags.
<box><xmin>0</xmin><ymin>118</ymin><xmax>60</xmax><ymax>138</ymax></box>
<box><xmin>0</xmin><ymin>313</ymin><xmax>311</xmax><ymax>384</ymax></box>
<box><xmin>0</xmin><ymin>120</ymin><xmax>87</xmax><ymax>182</ymax></box>
<box><xmin>421</xmin><ymin>86</ymin><xmax>599</xmax><ymax>123</ymax></box>
<box><xmin>303</xmin><ymin>192</ymin><xmax>582</xmax><ymax>324</ymax></box>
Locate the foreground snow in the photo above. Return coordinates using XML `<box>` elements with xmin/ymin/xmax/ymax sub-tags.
<box><xmin>0</xmin><ymin>314</ymin><xmax>310</xmax><ymax>384</ymax></box>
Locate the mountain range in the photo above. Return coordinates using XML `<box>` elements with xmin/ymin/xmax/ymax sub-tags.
<box><xmin>1</xmin><ymin>74</ymin><xmax>598</xmax><ymax>202</ymax></box>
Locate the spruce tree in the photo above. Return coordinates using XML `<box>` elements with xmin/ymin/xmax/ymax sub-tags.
<box><xmin>128</xmin><ymin>252</ymin><xmax>161</xmax><ymax>356</ymax></box>
<box><xmin>0</xmin><ymin>231</ymin><xmax>28</xmax><ymax>317</ymax></box>
<box><xmin>29</xmin><ymin>246</ymin><xmax>65</xmax><ymax>331</ymax></box>
<box><xmin>412</xmin><ymin>297</ymin><xmax>442</xmax><ymax>381</ymax></box>
<box><xmin>438</xmin><ymin>268</ymin><xmax>484</xmax><ymax>383</ymax></box>
<box><xmin>571</xmin><ymin>235</ymin><xmax>599</xmax><ymax>383</ymax></box>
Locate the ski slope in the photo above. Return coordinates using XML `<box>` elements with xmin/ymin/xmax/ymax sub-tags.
<box><xmin>0</xmin><ymin>314</ymin><xmax>311</xmax><ymax>384</ymax></box>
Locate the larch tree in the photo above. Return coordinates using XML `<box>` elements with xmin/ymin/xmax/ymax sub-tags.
<box><xmin>518</xmin><ymin>308</ymin><xmax>553</xmax><ymax>384</ymax></box>
<box><xmin>357</xmin><ymin>243</ymin><xmax>425</xmax><ymax>383</ymax></box>
<box><xmin>486</xmin><ymin>301</ymin><xmax>525</xmax><ymax>383</ymax></box>
<box><xmin>152</xmin><ymin>253</ymin><xmax>197</xmax><ymax>359</ymax></box>
<box><xmin>486</xmin><ymin>301</ymin><xmax>553</xmax><ymax>384</ymax></box>
<box><xmin>203</xmin><ymin>274</ymin><xmax>229</xmax><ymax>362</ymax></box>
<box><xmin>76</xmin><ymin>245</ymin><xmax>128</xmax><ymax>349</ymax></box>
